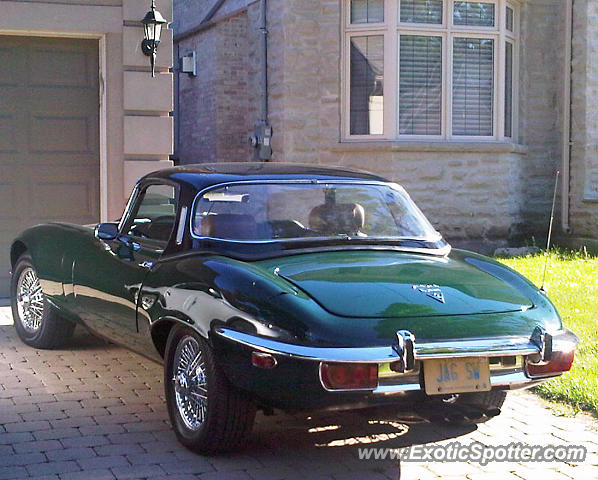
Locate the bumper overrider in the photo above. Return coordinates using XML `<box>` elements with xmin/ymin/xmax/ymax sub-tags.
<box><xmin>213</xmin><ymin>326</ymin><xmax>579</xmax><ymax>399</ymax></box>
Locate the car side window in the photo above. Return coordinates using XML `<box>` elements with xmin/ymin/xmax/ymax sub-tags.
<box><xmin>121</xmin><ymin>184</ymin><xmax>177</xmax><ymax>244</ymax></box>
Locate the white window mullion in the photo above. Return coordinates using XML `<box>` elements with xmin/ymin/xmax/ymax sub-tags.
<box><xmin>343</xmin><ymin>32</ymin><xmax>351</xmax><ymax>139</ymax></box>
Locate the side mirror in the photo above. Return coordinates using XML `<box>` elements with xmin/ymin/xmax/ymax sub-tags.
<box><xmin>95</xmin><ymin>223</ymin><xmax>119</xmax><ymax>241</ymax></box>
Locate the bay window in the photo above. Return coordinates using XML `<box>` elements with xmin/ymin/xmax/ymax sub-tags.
<box><xmin>344</xmin><ymin>0</ymin><xmax>519</xmax><ymax>140</ymax></box>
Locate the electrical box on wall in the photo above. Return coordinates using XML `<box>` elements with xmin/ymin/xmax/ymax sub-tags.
<box><xmin>180</xmin><ymin>52</ymin><xmax>196</xmax><ymax>77</ymax></box>
<box><xmin>250</xmin><ymin>124</ymin><xmax>272</xmax><ymax>161</ymax></box>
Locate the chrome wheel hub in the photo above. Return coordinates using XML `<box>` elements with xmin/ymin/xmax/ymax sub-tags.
<box><xmin>172</xmin><ymin>336</ymin><xmax>207</xmax><ymax>431</ymax></box>
<box><xmin>16</xmin><ymin>267</ymin><xmax>44</xmax><ymax>333</ymax></box>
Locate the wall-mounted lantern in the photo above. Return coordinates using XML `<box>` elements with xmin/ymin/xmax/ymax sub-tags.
<box><xmin>141</xmin><ymin>0</ymin><xmax>167</xmax><ymax>77</ymax></box>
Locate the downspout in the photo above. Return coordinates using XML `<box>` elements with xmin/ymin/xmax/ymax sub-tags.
<box><xmin>173</xmin><ymin>43</ymin><xmax>180</xmax><ymax>164</ymax></box>
<box><xmin>259</xmin><ymin>0</ymin><xmax>268</xmax><ymax>128</ymax></box>
<box><xmin>561</xmin><ymin>0</ymin><xmax>573</xmax><ymax>234</ymax></box>
<box><xmin>250</xmin><ymin>0</ymin><xmax>273</xmax><ymax>161</ymax></box>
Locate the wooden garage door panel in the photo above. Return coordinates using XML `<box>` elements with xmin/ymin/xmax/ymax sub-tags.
<box><xmin>0</xmin><ymin>182</ymin><xmax>18</xmax><ymax>220</ymax></box>
<box><xmin>0</xmin><ymin>115</ymin><xmax>18</xmax><ymax>153</ymax></box>
<box><xmin>31</xmin><ymin>49</ymin><xmax>94</xmax><ymax>88</ymax></box>
<box><xmin>31</xmin><ymin>167</ymin><xmax>99</xmax><ymax>222</ymax></box>
<box><xmin>30</xmin><ymin>116</ymin><xmax>93</xmax><ymax>154</ymax></box>
<box><xmin>0</xmin><ymin>36</ymin><xmax>99</xmax><ymax>298</ymax></box>
<box><xmin>0</xmin><ymin>44</ymin><xmax>25</xmax><ymax>87</ymax></box>
<box><xmin>29</xmin><ymin>89</ymin><xmax>97</xmax><ymax>114</ymax></box>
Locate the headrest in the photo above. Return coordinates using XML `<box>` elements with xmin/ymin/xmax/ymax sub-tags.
<box><xmin>308</xmin><ymin>203</ymin><xmax>365</xmax><ymax>234</ymax></box>
<box><xmin>199</xmin><ymin>214</ymin><xmax>258</xmax><ymax>240</ymax></box>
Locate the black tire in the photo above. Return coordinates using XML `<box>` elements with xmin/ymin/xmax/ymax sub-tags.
<box><xmin>457</xmin><ymin>389</ymin><xmax>507</xmax><ymax>411</ymax></box>
<box><xmin>164</xmin><ymin>325</ymin><xmax>257</xmax><ymax>453</ymax></box>
<box><xmin>447</xmin><ymin>390</ymin><xmax>507</xmax><ymax>424</ymax></box>
<box><xmin>11</xmin><ymin>253</ymin><xmax>75</xmax><ymax>349</ymax></box>
<box><xmin>421</xmin><ymin>390</ymin><xmax>507</xmax><ymax>424</ymax></box>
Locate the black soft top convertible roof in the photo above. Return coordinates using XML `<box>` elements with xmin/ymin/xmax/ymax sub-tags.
<box><xmin>138</xmin><ymin>162</ymin><xmax>389</xmax><ymax>192</ymax></box>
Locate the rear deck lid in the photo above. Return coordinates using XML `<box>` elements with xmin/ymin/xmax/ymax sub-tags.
<box><xmin>265</xmin><ymin>250</ymin><xmax>534</xmax><ymax>318</ymax></box>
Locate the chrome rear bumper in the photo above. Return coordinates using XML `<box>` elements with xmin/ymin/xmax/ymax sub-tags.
<box><xmin>213</xmin><ymin>327</ymin><xmax>578</xmax><ymax>362</ymax></box>
<box><xmin>213</xmin><ymin>327</ymin><xmax>578</xmax><ymax>394</ymax></box>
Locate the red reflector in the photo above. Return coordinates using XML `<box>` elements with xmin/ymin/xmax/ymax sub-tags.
<box><xmin>527</xmin><ymin>350</ymin><xmax>575</xmax><ymax>377</ymax></box>
<box><xmin>320</xmin><ymin>363</ymin><xmax>378</xmax><ymax>390</ymax></box>
<box><xmin>251</xmin><ymin>351</ymin><xmax>278</xmax><ymax>369</ymax></box>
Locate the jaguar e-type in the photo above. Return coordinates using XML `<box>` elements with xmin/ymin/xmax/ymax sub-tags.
<box><xmin>9</xmin><ymin>163</ymin><xmax>578</xmax><ymax>452</ymax></box>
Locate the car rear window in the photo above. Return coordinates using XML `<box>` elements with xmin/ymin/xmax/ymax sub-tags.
<box><xmin>192</xmin><ymin>182</ymin><xmax>440</xmax><ymax>243</ymax></box>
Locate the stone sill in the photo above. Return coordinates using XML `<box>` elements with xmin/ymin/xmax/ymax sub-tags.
<box><xmin>583</xmin><ymin>193</ymin><xmax>598</xmax><ymax>203</ymax></box>
<box><xmin>328</xmin><ymin>140</ymin><xmax>528</xmax><ymax>154</ymax></box>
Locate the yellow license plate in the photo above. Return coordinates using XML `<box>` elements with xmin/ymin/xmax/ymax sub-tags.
<box><xmin>423</xmin><ymin>357</ymin><xmax>491</xmax><ymax>395</ymax></box>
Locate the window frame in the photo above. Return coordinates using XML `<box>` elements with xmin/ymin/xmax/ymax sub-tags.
<box><xmin>118</xmin><ymin>180</ymin><xmax>181</xmax><ymax>249</ymax></box>
<box><xmin>342</xmin><ymin>0</ymin><xmax>520</xmax><ymax>142</ymax></box>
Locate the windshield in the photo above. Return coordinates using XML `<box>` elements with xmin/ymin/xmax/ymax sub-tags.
<box><xmin>192</xmin><ymin>182</ymin><xmax>440</xmax><ymax>243</ymax></box>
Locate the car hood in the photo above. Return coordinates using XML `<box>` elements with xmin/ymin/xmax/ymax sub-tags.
<box><xmin>257</xmin><ymin>250</ymin><xmax>535</xmax><ymax>319</ymax></box>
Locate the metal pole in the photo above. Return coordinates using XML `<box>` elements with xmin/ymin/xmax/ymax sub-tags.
<box><xmin>541</xmin><ymin>171</ymin><xmax>560</xmax><ymax>292</ymax></box>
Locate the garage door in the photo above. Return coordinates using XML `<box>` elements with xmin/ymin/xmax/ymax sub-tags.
<box><xmin>0</xmin><ymin>36</ymin><xmax>100</xmax><ymax>298</ymax></box>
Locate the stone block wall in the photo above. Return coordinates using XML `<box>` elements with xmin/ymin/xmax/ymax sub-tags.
<box><xmin>569</xmin><ymin>0</ymin><xmax>598</xmax><ymax>238</ymax></box>
<box><xmin>516</xmin><ymin>0</ymin><xmax>566</xmax><ymax>239</ymax></box>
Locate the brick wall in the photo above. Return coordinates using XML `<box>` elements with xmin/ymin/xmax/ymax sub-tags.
<box><xmin>177</xmin><ymin>28</ymin><xmax>217</xmax><ymax>163</ymax></box>
<box><xmin>215</xmin><ymin>14</ymin><xmax>251</xmax><ymax>161</ymax></box>
<box><xmin>175</xmin><ymin>3</ymin><xmax>261</xmax><ymax>164</ymax></box>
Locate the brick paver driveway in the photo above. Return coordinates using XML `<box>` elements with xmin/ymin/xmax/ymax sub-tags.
<box><xmin>0</xmin><ymin>306</ymin><xmax>597</xmax><ymax>480</ymax></box>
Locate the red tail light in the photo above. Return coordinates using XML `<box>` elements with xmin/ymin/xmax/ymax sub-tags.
<box><xmin>320</xmin><ymin>363</ymin><xmax>378</xmax><ymax>390</ymax></box>
<box><xmin>251</xmin><ymin>351</ymin><xmax>278</xmax><ymax>369</ymax></box>
<box><xmin>527</xmin><ymin>349</ymin><xmax>575</xmax><ymax>377</ymax></box>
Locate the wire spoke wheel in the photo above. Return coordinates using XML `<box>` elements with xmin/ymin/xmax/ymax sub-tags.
<box><xmin>173</xmin><ymin>336</ymin><xmax>208</xmax><ymax>431</ymax></box>
<box><xmin>164</xmin><ymin>326</ymin><xmax>256</xmax><ymax>452</ymax></box>
<box><xmin>16</xmin><ymin>267</ymin><xmax>44</xmax><ymax>333</ymax></box>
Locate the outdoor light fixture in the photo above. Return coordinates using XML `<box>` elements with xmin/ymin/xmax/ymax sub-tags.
<box><xmin>141</xmin><ymin>0</ymin><xmax>167</xmax><ymax>77</ymax></box>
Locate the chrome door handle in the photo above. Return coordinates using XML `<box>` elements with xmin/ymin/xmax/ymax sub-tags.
<box><xmin>139</xmin><ymin>260</ymin><xmax>154</xmax><ymax>270</ymax></box>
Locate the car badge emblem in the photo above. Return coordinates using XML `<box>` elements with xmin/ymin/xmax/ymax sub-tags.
<box><xmin>412</xmin><ymin>284</ymin><xmax>445</xmax><ymax>303</ymax></box>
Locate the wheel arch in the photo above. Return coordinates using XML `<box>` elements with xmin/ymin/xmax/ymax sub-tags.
<box><xmin>151</xmin><ymin>316</ymin><xmax>206</xmax><ymax>359</ymax></box>
<box><xmin>10</xmin><ymin>241</ymin><xmax>28</xmax><ymax>270</ymax></box>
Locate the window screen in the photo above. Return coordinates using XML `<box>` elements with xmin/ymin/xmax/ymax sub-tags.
<box><xmin>400</xmin><ymin>0</ymin><xmax>443</xmax><ymax>24</ymax></box>
<box><xmin>399</xmin><ymin>35</ymin><xmax>443</xmax><ymax>135</ymax></box>
<box><xmin>453</xmin><ymin>2</ymin><xmax>495</xmax><ymax>26</ymax></box>
<box><xmin>351</xmin><ymin>0</ymin><xmax>384</xmax><ymax>23</ymax></box>
<box><xmin>452</xmin><ymin>38</ymin><xmax>494</xmax><ymax>136</ymax></box>
<box><xmin>350</xmin><ymin>36</ymin><xmax>384</xmax><ymax>135</ymax></box>
<box><xmin>504</xmin><ymin>41</ymin><xmax>513</xmax><ymax>138</ymax></box>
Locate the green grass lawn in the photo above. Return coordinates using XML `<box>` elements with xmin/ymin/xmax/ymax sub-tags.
<box><xmin>498</xmin><ymin>249</ymin><xmax>598</xmax><ymax>415</ymax></box>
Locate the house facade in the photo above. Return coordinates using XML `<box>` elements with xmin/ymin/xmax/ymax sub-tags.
<box><xmin>0</xmin><ymin>0</ymin><xmax>174</xmax><ymax>297</ymax></box>
<box><xmin>173</xmin><ymin>0</ymin><xmax>597</xmax><ymax>251</ymax></box>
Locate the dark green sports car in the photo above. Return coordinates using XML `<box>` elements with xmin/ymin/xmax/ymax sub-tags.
<box><xmin>9</xmin><ymin>163</ymin><xmax>578</xmax><ymax>453</ymax></box>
